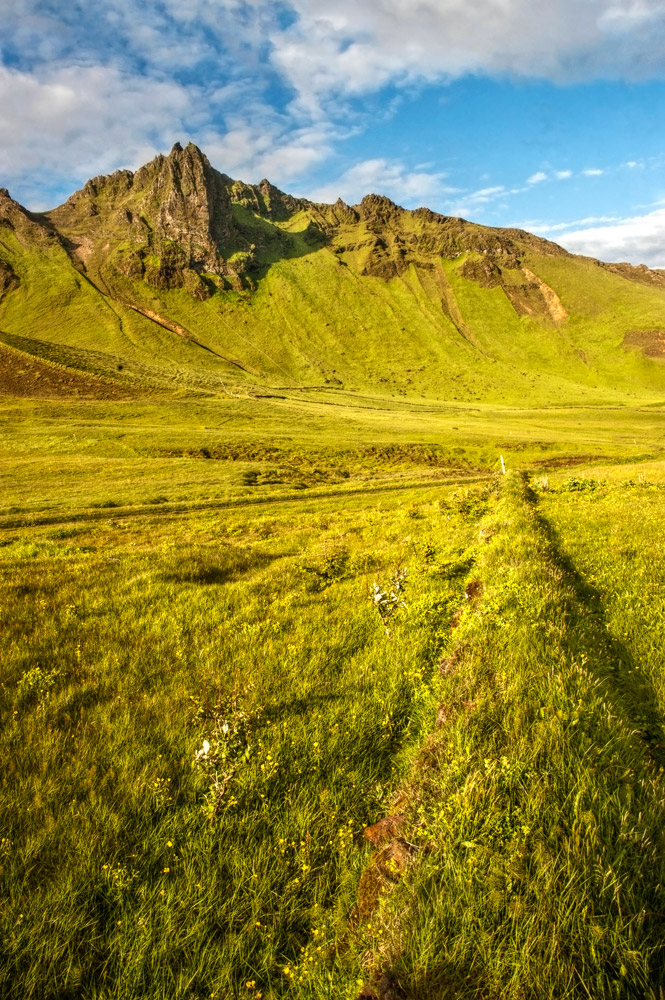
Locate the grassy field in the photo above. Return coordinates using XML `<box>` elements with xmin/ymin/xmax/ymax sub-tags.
<box><xmin>344</xmin><ymin>473</ymin><xmax>665</xmax><ymax>999</ymax></box>
<box><xmin>0</xmin><ymin>471</ymin><xmax>484</xmax><ymax>999</ymax></box>
<box><xmin>3</xmin><ymin>392</ymin><xmax>665</xmax><ymax>998</ymax></box>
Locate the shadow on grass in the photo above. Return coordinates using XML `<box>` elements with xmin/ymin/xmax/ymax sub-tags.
<box><xmin>162</xmin><ymin>549</ymin><xmax>289</xmax><ymax>586</ymax></box>
<box><xmin>528</xmin><ymin>481</ymin><xmax>665</xmax><ymax>769</ymax></box>
<box><xmin>262</xmin><ymin>692</ymin><xmax>345</xmax><ymax>724</ymax></box>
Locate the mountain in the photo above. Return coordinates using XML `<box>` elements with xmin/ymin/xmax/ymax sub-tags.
<box><xmin>2</xmin><ymin>141</ymin><xmax>665</xmax><ymax>405</ymax></box>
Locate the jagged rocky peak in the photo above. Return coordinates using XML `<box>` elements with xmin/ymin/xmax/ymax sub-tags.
<box><xmin>357</xmin><ymin>193</ymin><xmax>404</xmax><ymax>223</ymax></box>
<box><xmin>129</xmin><ymin>142</ymin><xmax>233</xmax><ymax>258</ymax></box>
<box><xmin>229</xmin><ymin>175</ymin><xmax>306</xmax><ymax>221</ymax></box>
<box><xmin>52</xmin><ymin>142</ymin><xmax>232</xmax><ymax>243</ymax></box>
<box><xmin>324</xmin><ymin>198</ymin><xmax>359</xmax><ymax>225</ymax></box>
<box><xmin>81</xmin><ymin>169</ymin><xmax>134</xmax><ymax>201</ymax></box>
<box><xmin>0</xmin><ymin>186</ymin><xmax>27</xmax><ymax>215</ymax></box>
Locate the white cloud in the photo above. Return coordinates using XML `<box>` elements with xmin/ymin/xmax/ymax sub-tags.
<box><xmin>556</xmin><ymin>208</ymin><xmax>665</xmax><ymax>267</ymax></box>
<box><xmin>305</xmin><ymin>158</ymin><xmax>453</xmax><ymax>206</ymax></box>
<box><xmin>202</xmin><ymin>120</ymin><xmax>337</xmax><ymax>186</ymax></box>
<box><xmin>0</xmin><ymin>62</ymin><xmax>195</xmax><ymax>201</ymax></box>
<box><xmin>528</xmin><ymin>215</ymin><xmax>620</xmax><ymax>233</ymax></box>
<box><xmin>443</xmin><ymin>185</ymin><xmax>510</xmax><ymax>218</ymax></box>
<box><xmin>2</xmin><ymin>0</ymin><xmax>665</xmax><ymax>211</ymax></box>
<box><xmin>527</xmin><ymin>171</ymin><xmax>548</xmax><ymax>184</ymax></box>
<box><xmin>271</xmin><ymin>0</ymin><xmax>665</xmax><ymax>114</ymax></box>
<box><xmin>583</xmin><ymin>167</ymin><xmax>604</xmax><ymax>176</ymax></box>
<box><xmin>555</xmin><ymin>169</ymin><xmax>573</xmax><ymax>179</ymax></box>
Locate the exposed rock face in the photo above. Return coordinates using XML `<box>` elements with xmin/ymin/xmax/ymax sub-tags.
<box><xmin>0</xmin><ymin>188</ymin><xmax>60</xmax><ymax>248</ymax></box>
<box><xmin>460</xmin><ymin>256</ymin><xmax>504</xmax><ymax>288</ymax></box>
<box><xmin>597</xmin><ymin>259</ymin><xmax>665</xmax><ymax>288</ymax></box>
<box><xmin>150</xmin><ymin>143</ymin><xmax>233</xmax><ymax>266</ymax></box>
<box><xmin>230</xmin><ymin>177</ymin><xmax>307</xmax><ymax>221</ymax></box>
<box><xmin>0</xmin><ymin>258</ymin><xmax>19</xmax><ymax>299</ymax></box>
<box><xmin>51</xmin><ymin>143</ymin><xmax>233</xmax><ymax>275</ymax></box>
<box><xmin>459</xmin><ymin>255</ymin><xmax>568</xmax><ymax>324</ymax></box>
<box><xmin>3</xmin><ymin>141</ymin><xmax>607</xmax><ymax>313</ymax></box>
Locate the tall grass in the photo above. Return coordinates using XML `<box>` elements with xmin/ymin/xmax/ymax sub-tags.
<box><xmin>0</xmin><ymin>487</ymin><xmax>480</xmax><ymax>998</ymax></box>
<box><xmin>345</xmin><ymin>472</ymin><xmax>665</xmax><ymax>998</ymax></box>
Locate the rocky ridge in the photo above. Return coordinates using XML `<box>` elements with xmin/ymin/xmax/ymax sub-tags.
<box><xmin>34</xmin><ymin>143</ymin><xmax>579</xmax><ymax>304</ymax></box>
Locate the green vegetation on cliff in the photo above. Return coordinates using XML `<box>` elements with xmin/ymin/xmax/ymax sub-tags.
<box><xmin>2</xmin><ymin>142</ymin><xmax>665</xmax><ymax>407</ymax></box>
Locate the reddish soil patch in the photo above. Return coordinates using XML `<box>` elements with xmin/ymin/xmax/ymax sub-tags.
<box><xmin>623</xmin><ymin>328</ymin><xmax>665</xmax><ymax>359</ymax></box>
<box><xmin>363</xmin><ymin>814</ymin><xmax>406</xmax><ymax>847</ymax></box>
<box><xmin>0</xmin><ymin>343</ymin><xmax>140</xmax><ymax>399</ymax></box>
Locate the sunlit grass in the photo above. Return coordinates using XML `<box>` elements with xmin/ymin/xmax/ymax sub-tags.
<box><xmin>343</xmin><ymin>473</ymin><xmax>665</xmax><ymax>999</ymax></box>
<box><xmin>0</xmin><ymin>486</ymin><xmax>481</xmax><ymax>998</ymax></box>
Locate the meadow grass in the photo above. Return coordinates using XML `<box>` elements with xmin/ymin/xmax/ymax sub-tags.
<box><xmin>2</xmin><ymin>394</ymin><xmax>665</xmax><ymax>519</ymax></box>
<box><xmin>341</xmin><ymin>472</ymin><xmax>665</xmax><ymax>999</ymax></box>
<box><xmin>0</xmin><ymin>481</ymin><xmax>486</xmax><ymax>999</ymax></box>
<box><xmin>4</xmin><ymin>390</ymin><xmax>665</xmax><ymax>998</ymax></box>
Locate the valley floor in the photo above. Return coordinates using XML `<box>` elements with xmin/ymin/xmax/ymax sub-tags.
<box><xmin>2</xmin><ymin>394</ymin><xmax>665</xmax><ymax>998</ymax></box>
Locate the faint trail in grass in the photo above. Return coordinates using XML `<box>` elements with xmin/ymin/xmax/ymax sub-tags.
<box><xmin>338</xmin><ymin>471</ymin><xmax>665</xmax><ymax>1000</ymax></box>
<box><xmin>0</xmin><ymin>474</ymin><xmax>492</xmax><ymax>530</ymax></box>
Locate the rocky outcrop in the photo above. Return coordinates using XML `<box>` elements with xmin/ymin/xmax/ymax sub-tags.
<box><xmin>597</xmin><ymin>260</ymin><xmax>665</xmax><ymax>288</ymax></box>
<box><xmin>150</xmin><ymin>142</ymin><xmax>233</xmax><ymax>265</ymax></box>
<box><xmin>0</xmin><ymin>258</ymin><xmax>19</xmax><ymax>299</ymax></box>
<box><xmin>0</xmin><ymin>188</ymin><xmax>60</xmax><ymax>248</ymax></box>
<box><xmin>623</xmin><ymin>328</ymin><xmax>665</xmax><ymax>358</ymax></box>
<box><xmin>459</xmin><ymin>254</ymin><xmax>568</xmax><ymax>324</ymax></box>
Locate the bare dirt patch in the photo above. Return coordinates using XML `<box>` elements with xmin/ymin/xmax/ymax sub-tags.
<box><xmin>0</xmin><ymin>342</ymin><xmax>140</xmax><ymax>399</ymax></box>
<box><xmin>623</xmin><ymin>328</ymin><xmax>665</xmax><ymax>359</ymax></box>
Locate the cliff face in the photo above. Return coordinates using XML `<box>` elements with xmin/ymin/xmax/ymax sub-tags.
<box><xmin>45</xmin><ymin>144</ymin><xmax>241</xmax><ymax>297</ymax></box>
<box><xmin>137</xmin><ymin>142</ymin><xmax>234</xmax><ymax>263</ymax></box>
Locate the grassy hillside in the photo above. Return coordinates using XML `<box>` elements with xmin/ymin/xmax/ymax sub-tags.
<box><xmin>4</xmin><ymin>144</ymin><xmax>665</xmax><ymax>997</ymax></box>
<box><xmin>0</xmin><ymin>475</ymin><xmax>480</xmax><ymax>999</ymax></box>
<box><xmin>2</xmin><ymin>145</ymin><xmax>665</xmax><ymax>406</ymax></box>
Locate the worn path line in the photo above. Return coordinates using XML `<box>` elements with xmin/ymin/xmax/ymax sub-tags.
<box><xmin>0</xmin><ymin>474</ymin><xmax>491</xmax><ymax>531</ymax></box>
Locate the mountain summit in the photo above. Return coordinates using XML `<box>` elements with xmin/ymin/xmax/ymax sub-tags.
<box><xmin>1</xmin><ymin>143</ymin><xmax>665</xmax><ymax>404</ymax></box>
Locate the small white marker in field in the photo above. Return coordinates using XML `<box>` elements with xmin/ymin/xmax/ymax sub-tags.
<box><xmin>500</xmin><ymin>455</ymin><xmax>506</xmax><ymax>475</ymax></box>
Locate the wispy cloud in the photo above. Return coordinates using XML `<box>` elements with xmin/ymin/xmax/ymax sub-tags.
<box><xmin>555</xmin><ymin>207</ymin><xmax>665</xmax><ymax>267</ymax></box>
<box><xmin>583</xmin><ymin>167</ymin><xmax>604</xmax><ymax>176</ymax></box>
<box><xmin>528</xmin><ymin>215</ymin><xmax>621</xmax><ymax>233</ymax></box>
<box><xmin>305</xmin><ymin>158</ymin><xmax>454</xmax><ymax>206</ymax></box>
<box><xmin>271</xmin><ymin>0</ymin><xmax>665</xmax><ymax>116</ymax></box>
<box><xmin>527</xmin><ymin>171</ymin><xmax>548</xmax><ymax>184</ymax></box>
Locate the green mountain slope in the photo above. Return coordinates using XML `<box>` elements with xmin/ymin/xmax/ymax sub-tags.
<box><xmin>2</xmin><ymin>142</ymin><xmax>665</xmax><ymax>405</ymax></box>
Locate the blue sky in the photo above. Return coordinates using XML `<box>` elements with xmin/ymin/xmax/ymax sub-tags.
<box><xmin>2</xmin><ymin>0</ymin><xmax>665</xmax><ymax>264</ymax></box>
